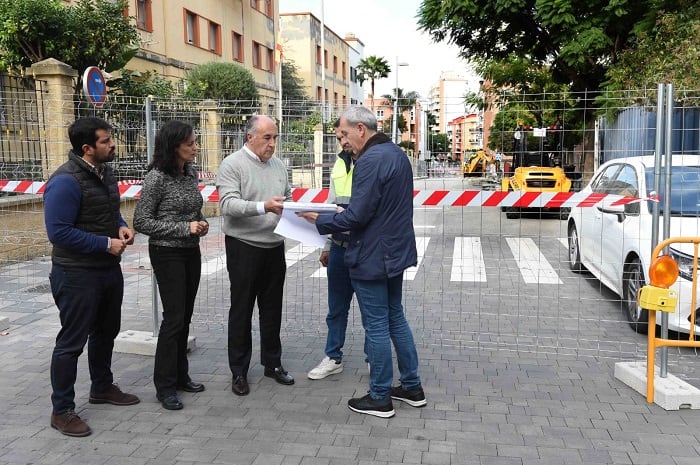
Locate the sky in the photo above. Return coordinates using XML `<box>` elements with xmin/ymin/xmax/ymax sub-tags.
<box><xmin>279</xmin><ymin>0</ymin><xmax>479</xmax><ymax>99</ymax></box>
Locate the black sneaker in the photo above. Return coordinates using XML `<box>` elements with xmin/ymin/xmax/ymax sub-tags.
<box><xmin>347</xmin><ymin>394</ymin><xmax>395</xmax><ymax>418</ymax></box>
<box><xmin>390</xmin><ymin>386</ymin><xmax>427</xmax><ymax>407</ymax></box>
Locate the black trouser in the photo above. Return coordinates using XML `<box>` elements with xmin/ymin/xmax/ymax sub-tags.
<box><xmin>49</xmin><ymin>263</ymin><xmax>123</xmax><ymax>414</ymax></box>
<box><xmin>149</xmin><ymin>244</ymin><xmax>201</xmax><ymax>398</ymax></box>
<box><xmin>224</xmin><ymin>236</ymin><xmax>286</xmax><ymax>377</ymax></box>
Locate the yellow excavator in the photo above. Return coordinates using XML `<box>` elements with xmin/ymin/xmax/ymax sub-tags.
<box><xmin>462</xmin><ymin>150</ymin><xmax>494</xmax><ymax>177</ymax></box>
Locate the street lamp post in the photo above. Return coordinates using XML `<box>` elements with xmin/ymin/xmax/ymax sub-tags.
<box><xmin>392</xmin><ymin>57</ymin><xmax>409</xmax><ymax>144</ymax></box>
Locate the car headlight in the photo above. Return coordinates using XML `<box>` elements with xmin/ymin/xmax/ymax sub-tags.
<box><xmin>668</xmin><ymin>248</ymin><xmax>699</xmax><ymax>281</ymax></box>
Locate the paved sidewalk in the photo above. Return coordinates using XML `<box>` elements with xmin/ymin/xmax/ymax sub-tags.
<box><xmin>2</xmin><ymin>222</ymin><xmax>700</xmax><ymax>465</ymax></box>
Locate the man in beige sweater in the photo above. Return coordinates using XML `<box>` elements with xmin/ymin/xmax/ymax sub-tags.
<box><xmin>216</xmin><ymin>115</ymin><xmax>294</xmax><ymax>396</ymax></box>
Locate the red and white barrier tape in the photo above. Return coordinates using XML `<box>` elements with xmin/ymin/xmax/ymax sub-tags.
<box><xmin>1</xmin><ymin>179</ymin><xmax>640</xmax><ymax>208</ymax></box>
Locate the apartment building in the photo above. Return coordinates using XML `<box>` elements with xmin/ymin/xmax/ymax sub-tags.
<box><xmin>427</xmin><ymin>71</ymin><xmax>469</xmax><ymax>134</ymax></box>
<box><xmin>121</xmin><ymin>0</ymin><xmax>280</xmax><ymax>101</ymax></box>
<box><xmin>447</xmin><ymin>113</ymin><xmax>480</xmax><ymax>162</ymax></box>
<box><xmin>279</xmin><ymin>12</ymin><xmax>351</xmax><ymax>113</ymax></box>
<box><xmin>343</xmin><ymin>33</ymin><xmax>365</xmax><ymax>105</ymax></box>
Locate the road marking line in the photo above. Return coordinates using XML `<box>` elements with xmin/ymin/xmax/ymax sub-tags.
<box><xmin>404</xmin><ymin>237</ymin><xmax>430</xmax><ymax>281</ymax></box>
<box><xmin>506</xmin><ymin>237</ymin><xmax>562</xmax><ymax>284</ymax></box>
<box><xmin>451</xmin><ymin>237</ymin><xmax>487</xmax><ymax>282</ymax></box>
<box><xmin>202</xmin><ymin>255</ymin><xmax>226</xmax><ymax>276</ymax></box>
<box><xmin>310</xmin><ymin>237</ymin><xmax>431</xmax><ymax>280</ymax></box>
<box><xmin>286</xmin><ymin>243</ymin><xmax>319</xmax><ymax>268</ymax></box>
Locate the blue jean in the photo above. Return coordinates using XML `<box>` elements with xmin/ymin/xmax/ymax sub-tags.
<box><xmin>324</xmin><ymin>242</ymin><xmax>355</xmax><ymax>361</ymax></box>
<box><xmin>149</xmin><ymin>245</ymin><xmax>201</xmax><ymax>398</ymax></box>
<box><xmin>351</xmin><ymin>274</ymin><xmax>421</xmax><ymax>401</ymax></box>
<box><xmin>49</xmin><ymin>264</ymin><xmax>123</xmax><ymax>414</ymax></box>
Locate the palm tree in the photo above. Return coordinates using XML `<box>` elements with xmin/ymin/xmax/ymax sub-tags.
<box><xmin>357</xmin><ymin>55</ymin><xmax>390</xmax><ymax>112</ymax></box>
<box><xmin>381</xmin><ymin>88</ymin><xmax>420</xmax><ymax>112</ymax></box>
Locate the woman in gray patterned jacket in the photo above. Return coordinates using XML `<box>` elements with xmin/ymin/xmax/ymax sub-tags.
<box><xmin>133</xmin><ymin>121</ymin><xmax>209</xmax><ymax>411</ymax></box>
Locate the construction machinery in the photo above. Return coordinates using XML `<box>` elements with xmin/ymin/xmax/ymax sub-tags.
<box><xmin>501</xmin><ymin>151</ymin><xmax>578</xmax><ymax>219</ymax></box>
<box><xmin>462</xmin><ymin>150</ymin><xmax>494</xmax><ymax>177</ymax></box>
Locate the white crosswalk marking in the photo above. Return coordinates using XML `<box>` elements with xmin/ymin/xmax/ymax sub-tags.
<box><xmin>404</xmin><ymin>237</ymin><xmax>430</xmax><ymax>281</ymax></box>
<box><xmin>310</xmin><ymin>237</ymin><xmax>430</xmax><ymax>280</ymax></box>
<box><xmin>450</xmin><ymin>237</ymin><xmax>487</xmax><ymax>282</ymax></box>
<box><xmin>286</xmin><ymin>243</ymin><xmax>319</xmax><ymax>268</ymax></box>
<box><xmin>506</xmin><ymin>237</ymin><xmax>562</xmax><ymax>284</ymax></box>
<box><xmin>200</xmin><ymin>236</ymin><xmax>571</xmax><ymax>286</ymax></box>
<box><xmin>202</xmin><ymin>254</ymin><xmax>226</xmax><ymax>276</ymax></box>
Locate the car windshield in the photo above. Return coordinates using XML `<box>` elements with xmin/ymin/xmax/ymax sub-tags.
<box><xmin>645</xmin><ymin>166</ymin><xmax>700</xmax><ymax>216</ymax></box>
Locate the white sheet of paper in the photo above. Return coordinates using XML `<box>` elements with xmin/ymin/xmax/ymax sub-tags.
<box><xmin>274</xmin><ymin>202</ymin><xmax>338</xmax><ymax>247</ymax></box>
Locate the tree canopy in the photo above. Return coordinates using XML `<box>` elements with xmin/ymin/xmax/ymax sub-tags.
<box><xmin>600</xmin><ymin>4</ymin><xmax>700</xmax><ymax>106</ymax></box>
<box><xmin>281</xmin><ymin>60</ymin><xmax>309</xmax><ymax>102</ymax></box>
<box><xmin>183</xmin><ymin>62</ymin><xmax>259</xmax><ymax>105</ymax></box>
<box><xmin>0</xmin><ymin>0</ymin><xmax>140</xmax><ymax>76</ymax></box>
<box><xmin>417</xmin><ymin>0</ymin><xmax>694</xmax><ymax>92</ymax></box>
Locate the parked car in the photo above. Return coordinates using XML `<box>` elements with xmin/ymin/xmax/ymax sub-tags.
<box><xmin>567</xmin><ymin>155</ymin><xmax>700</xmax><ymax>334</ymax></box>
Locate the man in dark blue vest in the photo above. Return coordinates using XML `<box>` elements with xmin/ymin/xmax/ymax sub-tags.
<box><xmin>44</xmin><ymin>117</ymin><xmax>140</xmax><ymax>437</ymax></box>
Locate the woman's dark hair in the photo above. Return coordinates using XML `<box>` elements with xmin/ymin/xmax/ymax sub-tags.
<box><xmin>149</xmin><ymin>120</ymin><xmax>194</xmax><ymax>176</ymax></box>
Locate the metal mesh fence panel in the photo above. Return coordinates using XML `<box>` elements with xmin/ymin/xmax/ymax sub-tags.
<box><xmin>1</xmin><ymin>88</ymin><xmax>699</xmax><ymax>386</ymax></box>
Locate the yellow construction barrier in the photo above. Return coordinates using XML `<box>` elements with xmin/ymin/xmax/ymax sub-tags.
<box><xmin>642</xmin><ymin>237</ymin><xmax>700</xmax><ymax>403</ymax></box>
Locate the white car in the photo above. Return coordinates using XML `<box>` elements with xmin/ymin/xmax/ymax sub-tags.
<box><xmin>567</xmin><ymin>155</ymin><xmax>700</xmax><ymax>334</ymax></box>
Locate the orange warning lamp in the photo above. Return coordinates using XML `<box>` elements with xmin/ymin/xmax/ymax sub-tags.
<box><xmin>648</xmin><ymin>255</ymin><xmax>679</xmax><ymax>289</ymax></box>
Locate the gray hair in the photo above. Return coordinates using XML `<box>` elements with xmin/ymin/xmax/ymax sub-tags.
<box><xmin>245</xmin><ymin>115</ymin><xmax>275</xmax><ymax>136</ymax></box>
<box><xmin>342</xmin><ymin>105</ymin><xmax>377</xmax><ymax>131</ymax></box>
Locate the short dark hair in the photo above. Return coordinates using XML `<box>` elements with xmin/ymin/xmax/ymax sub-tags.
<box><xmin>149</xmin><ymin>120</ymin><xmax>194</xmax><ymax>176</ymax></box>
<box><xmin>68</xmin><ymin>117</ymin><xmax>112</xmax><ymax>154</ymax></box>
<box><xmin>333</xmin><ymin>118</ymin><xmax>341</xmax><ymax>129</ymax></box>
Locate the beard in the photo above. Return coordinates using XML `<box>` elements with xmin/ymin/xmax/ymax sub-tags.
<box><xmin>96</xmin><ymin>150</ymin><xmax>115</xmax><ymax>164</ymax></box>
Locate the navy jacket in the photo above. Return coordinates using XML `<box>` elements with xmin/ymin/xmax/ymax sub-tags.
<box><xmin>316</xmin><ymin>133</ymin><xmax>417</xmax><ymax>280</ymax></box>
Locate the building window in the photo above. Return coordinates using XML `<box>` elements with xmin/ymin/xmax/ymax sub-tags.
<box><xmin>136</xmin><ymin>0</ymin><xmax>152</xmax><ymax>32</ymax></box>
<box><xmin>232</xmin><ymin>31</ymin><xmax>244</xmax><ymax>62</ymax></box>
<box><xmin>208</xmin><ymin>21</ymin><xmax>221</xmax><ymax>54</ymax></box>
<box><xmin>377</xmin><ymin>109</ymin><xmax>384</xmax><ymax>118</ymax></box>
<box><xmin>253</xmin><ymin>41</ymin><xmax>274</xmax><ymax>72</ymax></box>
<box><xmin>342</xmin><ymin>61</ymin><xmax>347</xmax><ymax>80</ymax></box>
<box><xmin>316</xmin><ymin>46</ymin><xmax>322</xmax><ymax>64</ymax></box>
<box><xmin>324</xmin><ymin>50</ymin><xmax>328</xmax><ymax>68</ymax></box>
<box><xmin>184</xmin><ymin>10</ymin><xmax>199</xmax><ymax>46</ymax></box>
<box><xmin>333</xmin><ymin>56</ymin><xmax>338</xmax><ymax>74</ymax></box>
<box><xmin>334</xmin><ymin>92</ymin><xmax>338</xmax><ymax>105</ymax></box>
<box><xmin>251</xmin><ymin>0</ymin><xmax>273</xmax><ymax>17</ymax></box>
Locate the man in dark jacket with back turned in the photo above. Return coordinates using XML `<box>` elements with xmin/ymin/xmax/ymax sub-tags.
<box><xmin>298</xmin><ymin>105</ymin><xmax>426</xmax><ymax>418</ymax></box>
<box><xmin>44</xmin><ymin>117</ymin><xmax>140</xmax><ymax>437</ymax></box>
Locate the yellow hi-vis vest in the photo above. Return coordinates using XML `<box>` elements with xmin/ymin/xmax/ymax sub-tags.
<box><xmin>331</xmin><ymin>156</ymin><xmax>353</xmax><ymax>205</ymax></box>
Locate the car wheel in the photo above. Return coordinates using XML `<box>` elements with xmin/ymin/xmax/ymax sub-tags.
<box><xmin>567</xmin><ymin>223</ymin><xmax>583</xmax><ymax>272</ymax></box>
<box><xmin>622</xmin><ymin>257</ymin><xmax>649</xmax><ymax>334</ymax></box>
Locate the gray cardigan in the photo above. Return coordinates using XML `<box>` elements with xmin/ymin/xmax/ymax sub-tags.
<box><xmin>133</xmin><ymin>164</ymin><xmax>206</xmax><ymax>248</ymax></box>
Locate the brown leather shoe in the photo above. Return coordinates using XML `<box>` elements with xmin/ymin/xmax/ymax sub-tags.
<box><xmin>51</xmin><ymin>410</ymin><xmax>92</xmax><ymax>437</ymax></box>
<box><xmin>89</xmin><ymin>384</ymin><xmax>140</xmax><ymax>406</ymax></box>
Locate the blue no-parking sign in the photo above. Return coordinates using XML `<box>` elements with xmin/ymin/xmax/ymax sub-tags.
<box><xmin>82</xmin><ymin>66</ymin><xmax>107</xmax><ymax>107</ymax></box>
